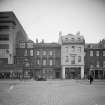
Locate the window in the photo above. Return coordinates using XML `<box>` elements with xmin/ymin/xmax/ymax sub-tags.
<box><xmin>37</xmin><ymin>51</ymin><xmax>40</xmax><ymax>55</ymax></box>
<box><xmin>90</xmin><ymin>51</ymin><xmax>93</xmax><ymax>56</ymax></box>
<box><xmin>78</xmin><ymin>56</ymin><xmax>81</xmax><ymax>63</ymax></box>
<box><xmin>43</xmin><ymin>59</ymin><xmax>46</xmax><ymax>65</ymax></box>
<box><xmin>30</xmin><ymin>50</ymin><xmax>33</xmax><ymax>56</ymax></box>
<box><xmin>90</xmin><ymin>65</ymin><xmax>94</xmax><ymax>68</ymax></box>
<box><xmin>96</xmin><ymin>51</ymin><xmax>99</xmax><ymax>56</ymax></box>
<box><xmin>37</xmin><ymin>59</ymin><xmax>40</xmax><ymax>65</ymax></box>
<box><xmin>49</xmin><ymin>51</ymin><xmax>53</xmax><ymax>56</ymax></box>
<box><xmin>65</xmin><ymin>47</ymin><xmax>68</xmax><ymax>52</ymax></box>
<box><xmin>0</xmin><ymin>35</ymin><xmax>9</xmax><ymax>40</ymax></box>
<box><xmin>27</xmin><ymin>42</ymin><xmax>33</xmax><ymax>48</ymax></box>
<box><xmin>96</xmin><ymin>61</ymin><xmax>99</xmax><ymax>68</ymax></box>
<box><xmin>0</xmin><ymin>49</ymin><xmax>7</xmax><ymax>56</ymax></box>
<box><xmin>71</xmin><ymin>55</ymin><xmax>75</xmax><ymax>64</ymax></box>
<box><xmin>77</xmin><ymin>47</ymin><xmax>81</xmax><ymax>52</ymax></box>
<box><xmin>103</xmin><ymin>61</ymin><xmax>105</xmax><ymax>68</ymax></box>
<box><xmin>71</xmin><ymin>46</ymin><xmax>75</xmax><ymax>52</ymax></box>
<box><xmin>43</xmin><ymin>51</ymin><xmax>46</xmax><ymax>55</ymax></box>
<box><xmin>103</xmin><ymin>51</ymin><xmax>105</xmax><ymax>56</ymax></box>
<box><xmin>24</xmin><ymin>50</ymin><xmax>27</xmax><ymax>56</ymax></box>
<box><xmin>20</xmin><ymin>43</ymin><xmax>25</xmax><ymax>48</ymax></box>
<box><xmin>49</xmin><ymin>59</ymin><xmax>53</xmax><ymax>66</ymax></box>
<box><xmin>65</xmin><ymin>56</ymin><xmax>69</xmax><ymax>62</ymax></box>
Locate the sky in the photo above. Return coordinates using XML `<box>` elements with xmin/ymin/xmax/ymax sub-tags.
<box><xmin>0</xmin><ymin>0</ymin><xmax>105</xmax><ymax>43</ymax></box>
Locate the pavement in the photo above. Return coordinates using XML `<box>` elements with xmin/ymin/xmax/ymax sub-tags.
<box><xmin>0</xmin><ymin>79</ymin><xmax>105</xmax><ymax>105</ymax></box>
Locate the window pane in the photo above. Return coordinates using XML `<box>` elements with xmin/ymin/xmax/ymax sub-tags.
<box><xmin>30</xmin><ymin>50</ymin><xmax>33</xmax><ymax>56</ymax></box>
<box><xmin>78</xmin><ymin>56</ymin><xmax>81</xmax><ymax>62</ymax></box>
<box><xmin>90</xmin><ymin>51</ymin><xmax>93</xmax><ymax>56</ymax></box>
<box><xmin>20</xmin><ymin>43</ymin><xmax>25</xmax><ymax>48</ymax></box>
<box><xmin>27</xmin><ymin>43</ymin><xmax>33</xmax><ymax>48</ymax></box>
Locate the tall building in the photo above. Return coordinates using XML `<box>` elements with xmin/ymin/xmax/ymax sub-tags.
<box><xmin>0</xmin><ymin>11</ymin><xmax>28</xmax><ymax>79</ymax></box>
<box><xmin>59</xmin><ymin>32</ymin><xmax>85</xmax><ymax>79</ymax></box>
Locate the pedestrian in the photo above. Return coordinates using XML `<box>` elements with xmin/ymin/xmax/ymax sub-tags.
<box><xmin>89</xmin><ymin>74</ymin><xmax>93</xmax><ymax>85</ymax></box>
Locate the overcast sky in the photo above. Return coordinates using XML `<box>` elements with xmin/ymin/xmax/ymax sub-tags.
<box><xmin>0</xmin><ymin>0</ymin><xmax>105</xmax><ymax>43</ymax></box>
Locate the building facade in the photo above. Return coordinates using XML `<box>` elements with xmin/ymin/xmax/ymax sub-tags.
<box><xmin>0</xmin><ymin>11</ymin><xmax>28</xmax><ymax>79</ymax></box>
<box><xmin>59</xmin><ymin>32</ymin><xmax>85</xmax><ymax>79</ymax></box>
<box><xmin>15</xmin><ymin>40</ymin><xmax>61</xmax><ymax>79</ymax></box>
<box><xmin>85</xmin><ymin>40</ymin><xmax>105</xmax><ymax>79</ymax></box>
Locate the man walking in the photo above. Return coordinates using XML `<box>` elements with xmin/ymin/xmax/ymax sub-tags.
<box><xmin>89</xmin><ymin>74</ymin><xmax>94</xmax><ymax>85</ymax></box>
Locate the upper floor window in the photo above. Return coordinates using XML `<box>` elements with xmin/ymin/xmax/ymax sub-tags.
<box><xmin>24</xmin><ymin>49</ymin><xmax>27</xmax><ymax>56</ymax></box>
<box><xmin>36</xmin><ymin>51</ymin><xmax>40</xmax><ymax>55</ymax></box>
<box><xmin>103</xmin><ymin>61</ymin><xmax>105</xmax><ymax>68</ymax></box>
<box><xmin>30</xmin><ymin>50</ymin><xmax>33</xmax><ymax>56</ymax></box>
<box><xmin>37</xmin><ymin>59</ymin><xmax>40</xmax><ymax>65</ymax></box>
<box><xmin>43</xmin><ymin>59</ymin><xmax>46</xmax><ymax>65</ymax></box>
<box><xmin>71</xmin><ymin>55</ymin><xmax>75</xmax><ymax>64</ymax></box>
<box><xmin>43</xmin><ymin>51</ymin><xmax>46</xmax><ymax>56</ymax></box>
<box><xmin>96</xmin><ymin>61</ymin><xmax>99</xmax><ymax>68</ymax></box>
<box><xmin>78</xmin><ymin>56</ymin><xmax>81</xmax><ymax>63</ymax></box>
<box><xmin>90</xmin><ymin>51</ymin><xmax>93</xmax><ymax>56</ymax></box>
<box><xmin>77</xmin><ymin>47</ymin><xmax>81</xmax><ymax>52</ymax></box>
<box><xmin>96</xmin><ymin>51</ymin><xmax>99</xmax><ymax>56</ymax></box>
<box><xmin>90</xmin><ymin>64</ymin><xmax>94</xmax><ymax>68</ymax></box>
<box><xmin>0</xmin><ymin>49</ymin><xmax>7</xmax><ymax>56</ymax></box>
<box><xmin>71</xmin><ymin>46</ymin><xmax>75</xmax><ymax>52</ymax></box>
<box><xmin>103</xmin><ymin>51</ymin><xmax>105</xmax><ymax>56</ymax></box>
<box><xmin>20</xmin><ymin>43</ymin><xmax>25</xmax><ymax>48</ymax></box>
<box><xmin>49</xmin><ymin>59</ymin><xmax>53</xmax><ymax>66</ymax></box>
<box><xmin>65</xmin><ymin>56</ymin><xmax>69</xmax><ymax>62</ymax></box>
<box><xmin>49</xmin><ymin>51</ymin><xmax>53</xmax><ymax>56</ymax></box>
<box><xmin>65</xmin><ymin>47</ymin><xmax>68</xmax><ymax>53</ymax></box>
<box><xmin>27</xmin><ymin>42</ymin><xmax>33</xmax><ymax>48</ymax></box>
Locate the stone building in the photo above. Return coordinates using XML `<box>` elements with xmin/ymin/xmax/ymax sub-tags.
<box><xmin>15</xmin><ymin>40</ymin><xmax>61</xmax><ymax>79</ymax></box>
<box><xmin>33</xmin><ymin>41</ymin><xmax>61</xmax><ymax>79</ymax></box>
<box><xmin>59</xmin><ymin>32</ymin><xmax>85</xmax><ymax>79</ymax></box>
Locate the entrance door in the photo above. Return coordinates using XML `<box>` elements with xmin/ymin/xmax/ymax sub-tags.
<box><xmin>95</xmin><ymin>70</ymin><xmax>98</xmax><ymax>79</ymax></box>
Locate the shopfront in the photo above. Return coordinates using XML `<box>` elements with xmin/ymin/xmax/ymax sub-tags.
<box><xmin>65</xmin><ymin>67</ymin><xmax>81</xmax><ymax>79</ymax></box>
<box><xmin>90</xmin><ymin>68</ymin><xmax>105</xmax><ymax>79</ymax></box>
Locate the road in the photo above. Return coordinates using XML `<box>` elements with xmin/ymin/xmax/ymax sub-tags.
<box><xmin>0</xmin><ymin>79</ymin><xmax>105</xmax><ymax>105</ymax></box>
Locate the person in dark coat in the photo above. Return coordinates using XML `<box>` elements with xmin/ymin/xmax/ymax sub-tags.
<box><xmin>89</xmin><ymin>74</ymin><xmax>94</xmax><ymax>85</ymax></box>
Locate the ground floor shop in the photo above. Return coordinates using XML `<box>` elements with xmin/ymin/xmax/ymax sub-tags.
<box><xmin>90</xmin><ymin>68</ymin><xmax>105</xmax><ymax>79</ymax></box>
<box><xmin>33</xmin><ymin>67</ymin><xmax>61</xmax><ymax>80</ymax></box>
<box><xmin>62</xmin><ymin>65</ymin><xmax>84</xmax><ymax>79</ymax></box>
